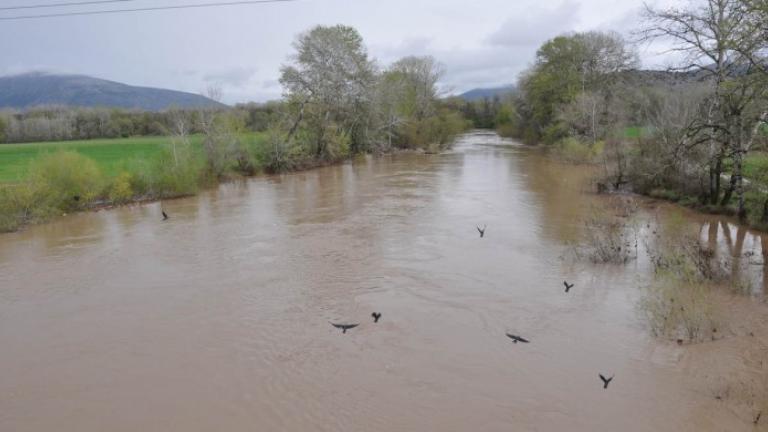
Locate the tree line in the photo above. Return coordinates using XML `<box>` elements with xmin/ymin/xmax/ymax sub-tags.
<box><xmin>465</xmin><ymin>0</ymin><xmax>768</xmax><ymax>228</ymax></box>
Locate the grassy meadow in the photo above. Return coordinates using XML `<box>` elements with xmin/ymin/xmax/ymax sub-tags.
<box><xmin>0</xmin><ymin>135</ymin><xmax>207</xmax><ymax>183</ymax></box>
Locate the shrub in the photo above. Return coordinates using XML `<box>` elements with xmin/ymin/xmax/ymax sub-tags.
<box><xmin>260</xmin><ymin>127</ymin><xmax>297</xmax><ymax>173</ymax></box>
<box><xmin>322</xmin><ymin>126</ymin><xmax>351</xmax><ymax>161</ymax></box>
<box><xmin>229</xmin><ymin>134</ymin><xmax>265</xmax><ymax>176</ymax></box>
<box><xmin>399</xmin><ymin>109</ymin><xmax>469</xmax><ymax>151</ymax></box>
<box><xmin>27</xmin><ymin>151</ymin><xmax>104</xmax><ymax>211</ymax></box>
<box><xmin>571</xmin><ymin>203</ymin><xmax>638</xmax><ymax>264</ymax></box>
<box><xmin>150</xmin><ymin>145</ymin><xmax>206</xmax><ymax>198</ymax></box>
<box><xmin>553</xmin><ymin>137</ymin><xmax>601</xmax><ymax>163</ymax></box>
<box><xmin>640</xmin><ymin>273</ymin><xmax>719</xmax><ymax>343</ymax></box>
<box><xmin>122</xmin><ymin>141</ymin><xmax>205</xmax><ymax>199</ymax></box>
<box><xmin>647</xmin><ymin>220</ymin><xmax>727</xmax><ymax>283</ymax></box>
<box><xmin>640</xmin><ymin>216</ymin><xmax>731</xmax><ymax>344</ymax></box>
<box><xmin>108</xmin><ymin>171</ymin><xmax>134</xmax><ymax>204</ymax></box>
<box><xmin>0</xmin><ymin>182</ymin><xmax>59</xmax><ymax>232</ymax></box>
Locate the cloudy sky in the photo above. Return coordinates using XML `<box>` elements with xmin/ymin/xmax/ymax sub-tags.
<box><xmin>0</xmin><ymin>0</ymin><xmax>682</xmax><ymax>104</ymax></box>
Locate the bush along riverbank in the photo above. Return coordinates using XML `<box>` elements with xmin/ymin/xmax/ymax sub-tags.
<box><xmin>0</xmin><ymin>25</ymin><xmax>470</xmax><ymax>233</ymax></box>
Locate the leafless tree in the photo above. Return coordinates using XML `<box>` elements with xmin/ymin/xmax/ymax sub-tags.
<box><xmin>640</xmin><ymin>0</ymin><xmax>768</xmax><ymax>217</ymax></box>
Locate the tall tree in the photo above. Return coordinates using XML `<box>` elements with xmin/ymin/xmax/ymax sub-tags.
<box><xmin>280</xmin><ymin>25</ymin><xmax>376</xmax><ymax>157</ymax></box>
<box><xmin>516</xmin><ymin>31</ymin><xmax>637</xmax><ymax>143</ymax></box>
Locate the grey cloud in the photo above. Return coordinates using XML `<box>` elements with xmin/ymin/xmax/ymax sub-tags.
<box><xmin>0</xmin><ymin>0</ymin><xmax>681</xmax><ymax>103</ymax></box>
<box><xmin>486</xmin><ymin>1</ymin><xmax>580</xmax><ymax>47</ymax></box>
<box><xmin>203</xmin><ymin>67</ymin><xmax>257</xmax><ymax>88</ymax></box>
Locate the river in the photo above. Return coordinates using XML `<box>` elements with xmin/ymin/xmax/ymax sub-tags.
<box><xmin>1</xmin><ymin>131</ymin><xmax>766</xmax><ymax>431</ymax></box>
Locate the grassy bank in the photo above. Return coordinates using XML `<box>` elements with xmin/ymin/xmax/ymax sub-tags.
<box><xmin>0</xmin><ymin>132</ymin><xmax>269</xmax><ymax>232</ymax></box>
<box><xmin>0</xmin><ymin>126</ymin><xmax>465</xmax><ymax>233</ymax></box>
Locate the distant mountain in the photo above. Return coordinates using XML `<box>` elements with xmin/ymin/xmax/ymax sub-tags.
<box><xmin>0</xmin><ymin>72</ymin><xmax>225</xmax><ymax>111</ymax></box>
<box><xmin>458</xmin><ymin>85</ymin><xmax>515</xmax><ymax>101</ymax></box>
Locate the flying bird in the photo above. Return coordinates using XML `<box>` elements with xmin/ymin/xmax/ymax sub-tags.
<box><xmin>330</xmin><ymin>322</ymin><xmax>359</xmax><ymax>334</ymax></box>
<box><xmin>371</xmin><ymin>312</ymin><xmax>382</xmax><ymax>323</ymax></box>
<box><xmin>162</xmin><ymin>210</ymin><xmax>169</xmax><ymax>221</ymax></box>
<box><xmin>505</xmin><ymin>333</ymin><xmax>530</xmax><ymax>344</ymax></box>
<box><xmin>477</xmin><ymin>225</ymin><xmax>487</xmax><ymax>238</ymax></box>
<box><xmin>599</xmin><ymin>374</ymin><xmax>614</xmax><ymax>389</ymax></box>
<box><xmin>563</xmin><ymin>281</ymin><xmax>575</xmax><ymax>293</ymax></box>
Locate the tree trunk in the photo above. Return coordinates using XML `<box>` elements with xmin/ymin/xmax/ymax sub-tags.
<box><xmin>733</xmin><ymin>129</ymin><xmax>747</xmax><ymax>220</ymax></box>
<box><xmin>285</xmin><ymin>97</ymin><xmax>309</xmax><ymax>145</ymax></box>
<box><xmin>710</xmin><ymin>155</ymin><xmax>722</xmax><ymax>205</ymax></box>
<box><xmin>721</xmin><ymin>172</ymin><xmax>736</xmax><ymax>207</ymax></box>
<box><xmin>761</xmin><ymin>197</ymin><xmax>768</xmax><ymax>224</ymax></box>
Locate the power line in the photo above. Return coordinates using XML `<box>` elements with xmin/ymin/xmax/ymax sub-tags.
<box><xmin>0</xmin><ymin>0</ymin><xmax>298</xmax><ymax>21</ymax></box>
<box><xmin>0</xmin><ymin>1</ymin><xmax>136</xmax><ymax>12</ymax></box>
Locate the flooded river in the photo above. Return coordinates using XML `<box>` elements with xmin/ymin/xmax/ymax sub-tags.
<box><xmin>1</xmin><ymin>131</ymin><xmax>766</xmax><ymax>431</ymax></box>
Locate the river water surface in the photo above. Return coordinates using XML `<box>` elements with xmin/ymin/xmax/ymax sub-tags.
<box><xmin>1</xmin><ymin>132</ymin><xmax>767</xmax><ymax>431</ymax></box>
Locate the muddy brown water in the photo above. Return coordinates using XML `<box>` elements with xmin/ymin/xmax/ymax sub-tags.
<box><xmin>1</xmin><ymin>131</ymin><xmax>766</xmax><ymax>431</ymax></box>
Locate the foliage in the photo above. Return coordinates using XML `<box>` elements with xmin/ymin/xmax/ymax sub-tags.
<box><xmin>513</xmin><ymin>31</ymin><xmax>637</xmax><ymax>144</ymax></box>
<box><xmin>280</xmin><ymin>24</ymin><xmax>377</xmax><ymax>156</ymax></box>
<box><xmin>27</xmin><ymin>151</ymin><xmax>105</xmax><ymax>211</ymax></box>
<box><xmin>108</xmin><ymin>171</ymin><xmax>134</xmax><ymax>204</ymax></box>
<box><xmin>0</xmin><ymin>183</ymin><xmax>55</xmax><ymax>232</ymax></box>
<box><xmin>552</xmin><ymin>137</ymin><xmax>602</xmax><ymax>163</ymax></box>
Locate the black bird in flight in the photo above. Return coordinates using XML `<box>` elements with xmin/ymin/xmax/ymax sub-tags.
<box><xmin>477</xmin><ymin>225</ymin><xmax>487</xmax><ymax>238</ymax></box>
<box><xmin>162</xmin><ymin>210</ymin><xmax>169</xmax><ymax>221</ymax></box>
<box><xmin>330</xmin><ymin>322</ymin><xmax>359</xmax><ymax>334</ymax></box>
<box><xmin>563</xmin><ymin>281</ymin><xmax>575</xmax><ymax>293</ymax></box>
<box><xmin>599</xmin><ymin>374</ymin><xmax>614</xmax><ymax>389</ymax></box>
<box><xmin>371</xmin><ymin>312</ymin><xmax>382</xmax><ymax>323</ymax></box>
<box><xmin>505</xmin><ymin>333</ymin><xmax>530</xmax><ymax>344</ymax></box>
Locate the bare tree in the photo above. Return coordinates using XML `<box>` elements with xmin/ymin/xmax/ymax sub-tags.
<box><xmin>167</xmin><ymin>108</ymin><xmax>191</xmax><ymax>167</ymax></box>
<box><xmin>640</xmin><ymin>0</ymin><xmax>768</xmax><ymax>218</ymax></box>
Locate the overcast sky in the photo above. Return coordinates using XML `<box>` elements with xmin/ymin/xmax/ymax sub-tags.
<box><xmin>0</xmin><ymin>0</ymin><xmax>682</xmax><ymax>104</ymax></box>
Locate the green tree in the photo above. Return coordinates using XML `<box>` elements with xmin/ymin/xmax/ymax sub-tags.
<box><xmin>280</xmin><ymin>24</ymin><xmax>376</xmax><ymax>157</ymax></box>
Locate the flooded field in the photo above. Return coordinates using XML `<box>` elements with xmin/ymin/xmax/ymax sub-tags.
<box><xmin>0</xmin><ymin>131</ymin><xmax>766</xmax><ymax>431</ymax></box>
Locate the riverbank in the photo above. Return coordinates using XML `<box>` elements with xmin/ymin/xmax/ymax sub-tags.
<box><xmin>0</xmin><ymin>135</ymin><xmax>450</xmax><ymax>234</ymax></box>
<box><xmin>531</xmin><ymin>137</ymin><xmax>768</xmax><ymax>234</ymax></box>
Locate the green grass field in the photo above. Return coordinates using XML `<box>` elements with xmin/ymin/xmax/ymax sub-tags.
<box><xmin>0</xmin><ymin>136</ymin><xmax>205</xmax><ymax>183</ymax></box>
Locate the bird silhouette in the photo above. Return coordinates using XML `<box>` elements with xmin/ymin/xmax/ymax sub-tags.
<box><xmin>162</xmin><ymin>210</ymin><xmax>169</xmax><ymax>221</ymax></box>
<box><xmin>505</xmin><ymin>333</ymin><xmax>530</xmax><ymax>344</ymax></box>
<box><xmin>563</xmin><ymin>281</ymin><xmax>575</xmax><ymax>293</ymax></box>
<box><xmin>477</xmin><ymin>225</ymin><xmax>487</xmax><ymax>238</ymax></box>
<box><xmin>330</xmin><ymin>322</ymin><xmax>359</xmax><ymax>334</ymax></box>
<box><xmin>755</xmin><ymin>412</ymin><xmax>762</xmax><ymax>425</ymax></box>
<box><xmin>599</xmin><ymin>374</ymin><xmax>614</xmax><ymax>389</ymax></box>
<box><xmin>371</xmin><ymin>312</ymin><xmax>382</xmax><ymax>323</ymax></box>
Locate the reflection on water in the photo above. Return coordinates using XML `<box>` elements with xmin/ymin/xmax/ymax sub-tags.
<box><xmin>0</xmin><ymin>131</ymin><xmax>766</xmax><ymax>432</ymax></box>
